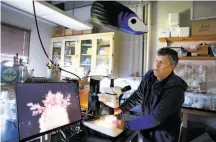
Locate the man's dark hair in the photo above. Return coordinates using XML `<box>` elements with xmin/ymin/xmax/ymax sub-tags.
<box><xmin>157</xmin><ymin>47</ymin><xmax>179</xmax><ymax>66</ymax></box>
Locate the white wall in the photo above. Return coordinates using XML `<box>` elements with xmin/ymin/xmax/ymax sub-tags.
<box><xmin>150</xmin><ymin>1</ymin><xmax>192</xmax><ymax>67</ymax></box>
<box><xmin>151</xmin><ymin>1</ymin><xmax>216</xmax><ymax>94</ymax></box>
<box><xmin>1</xmin><ymin>4</ymin><xmax>56</xmax><ymax>77</ymax></box>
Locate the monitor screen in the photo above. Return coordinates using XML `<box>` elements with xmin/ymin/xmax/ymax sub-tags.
<box><xmin>15</xmin><ymin>82</ymin><xmax>81</xmax><ymax>141</ymax></box>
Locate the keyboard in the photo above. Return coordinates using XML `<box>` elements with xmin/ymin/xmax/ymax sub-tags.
<box><xmin>210</xmin><ymin>45</ymin><xmax>216</xmax><ymax>56</ymax></box>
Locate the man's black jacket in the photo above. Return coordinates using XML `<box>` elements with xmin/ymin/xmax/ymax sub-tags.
<box><xmin>119</xmin><ymin>69</ymin><xmax>188</xmax><ymax>142</ymax></box>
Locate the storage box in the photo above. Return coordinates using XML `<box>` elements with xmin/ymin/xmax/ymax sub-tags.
<box><xmin>73</xmin><ymin>30</ymin><xmax>83</xmax><ymax>35</ymax></box>
<box><xmin>192</xmin><ymin>19</ymin><xmax>216</xmax><ymax>36</ymax></box>
<box><xmin>169</xmin><ymin>13</ymin><xmax>179</xmax><ymax>27</ymax></box>
<box><xmin>1</xmin><ymin>66</ymin><xmax>20</xmax><ymax>84</ymax></box>
<box><xmin>52</xmin><ymin>26</ymin><xmax>65</xmax><ymax>37</ymax></box>
<box><xmin>170</xmin><ymin>27</ymin><xmax>179</xmax><ymax>37</ymax></box>
<box><xmin>179</xmin><ymin>27</ymin><xmax>190</xmax><ymax>37</ymax></box>
<box><xmin>196</xmin><ymin>43</ymin><xmax>209</xmax><ymax>55</ymax></box>
<box><xmin>65</xmin><ymin>29</ymin><xmax>73</xmax><ymax>36</ymax></box>
<box><xmin>82</xmin><ymin>29</ymin><xmax>93</xmax><ymax>34</ymax></box>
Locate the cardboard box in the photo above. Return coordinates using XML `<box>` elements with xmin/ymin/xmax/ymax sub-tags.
<box><xmin>170</xmin><ymin>27</ymin><xmax>179</xmax><ymax>37</ymax></box>
<box><xmin>192</xmin><ymin>20</ymin><xmax>216</xmax><ymax>36</ymax></box>
<box><xmin>52</xmin><ymin>26</ymin><xmax>65</xmax><ymax>37</ymax></box>
<box><xmin>196</xmin><ymin>43</ymin><xmax>208</xmax><ymax>55</ymax></box>
<box><xmin>83</xmin><ymin>29</ymin><xmax>93</xmax><ymax>34</ymax></box>
<box><xmin>169</xmin><ymin>13</ymin><xmax>179</xmax><ymax>27</ymax></box>
<box><xmin>73</xmin><ymin>30</ymin><xmax>83</xmax><ymax>35</ymax></box>
<box><xmin>179</xmin><ymin>27</ymin><xmax>190</xmax><ymax>37</ymax></box>
<box><xmin>83</xmin><ymin>28</ymin><xmax>98</xmax><ymax>34</ymax></box>
<box><xmin>65</xmin><ymin>29</ymin><xmax>73</xmax><ymax>36</ymax></box>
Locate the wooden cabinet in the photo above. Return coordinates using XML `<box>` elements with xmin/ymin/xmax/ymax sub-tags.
<box><xmin>50</xmin><ymin>32</ymin><xmax>120</xmax><ymax>79</ymax></box>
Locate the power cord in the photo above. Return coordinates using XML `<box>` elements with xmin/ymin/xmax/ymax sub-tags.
<box><xmin>58</xmin><ymin>122</ymin><xmax>89</xmax><ymax>142</ymax></box>
<box><xmin>32</xmin><ymin>1</ymin><xmax>81</xmax><ymax>80</ymax></box>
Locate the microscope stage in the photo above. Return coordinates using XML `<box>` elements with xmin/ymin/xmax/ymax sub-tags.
<box><xmin>83</xmin><ymin>115</ymin><xmax>123</xmax><ymax>137</ymax></box>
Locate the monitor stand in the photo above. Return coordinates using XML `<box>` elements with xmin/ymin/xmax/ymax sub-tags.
<box><xmin>26</xmin><ymin>134</ymin><xmax>52</xmax><ymax>142</ymax></box>
<box><xmin>42</xmin><ymin>134</ymin><xmax>52</xmax><ymax>142</ymax></box>
<box><xmin>25</xmin><ymin>122</ymin><xmax>82</xmax><ymax>142</ymax></box>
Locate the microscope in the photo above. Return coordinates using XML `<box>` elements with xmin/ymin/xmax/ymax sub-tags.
<box><xmin>87</xmin><ymin>76</ymin><xmax>101</xmax><ymax>120</ymax></box>
<box><xmin>83</xmin><ymin>76</ymin><xmax>132</xmax><ymax>137</ymax></box>
<box><xmin>87</xmin><ymin>76</ymin><xmax>131</xmax><ymax>119</ymax></box>
<box><xmin>97</xmin><ymin>80</ymin><xmax>131</xmax><ymax>116</ymax></box>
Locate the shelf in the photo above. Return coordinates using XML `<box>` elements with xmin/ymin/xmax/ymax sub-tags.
<box><xmin>65</xmin><ymin>46</ymin><xmax>75</xmax><ymax>47</ymax></box>
<box><xmin>81</xmin><ymin>54</ymin><xmax>91</xmax><ymax>56</ymax></box>
<box><xmin>80</xmin><ymin>64</ymin><xmax>91</xmax><ymax>66</ymax></box>
<box><xmin>64</xmin><ymin>65</ymin><xmax>72</xmax><ymax>67</ymax></box>
<box><xmin>98</xmin><ymin>45</ymin><xmax>110</xmax><ymax>47</ymax></box>
<box><xmin>159</xmin><ymin>36</ymin><xmax>216</xmax><ymax>43</ymax></box>
<box><xmin>97</xmin><ymin>54</ymin><xmax>109</xmax><ymax>56</ymax></box>
<box><xmin>82</xmin><ymin>44</ymin><xmax>92</xmax><ymax>46</ymax></box>
<box><xmin>179</xmin><ymin>56</ymin><xmax>216</xmax><ymax>60</ymax></box>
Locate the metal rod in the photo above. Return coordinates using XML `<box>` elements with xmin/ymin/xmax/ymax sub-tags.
<box><xmin>146</xmin><ymin>3</ymin><xmax>152</xmax><ymax>72</ymax></box>
<box><xmin>73</xmin><ymin>1</ymin><xmax>74</xmax><ymax>15</ymax></box>
<box><xmin>141</xmin><ymin>5</ymin><xmax>145</xmax><ymax>77</ymax></box>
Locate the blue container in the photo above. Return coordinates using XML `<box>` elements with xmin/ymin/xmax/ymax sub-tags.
<box><xmin>1</xmin><ymin>66</ymin><xmax>20</xmax><ymax>84</ymax></box>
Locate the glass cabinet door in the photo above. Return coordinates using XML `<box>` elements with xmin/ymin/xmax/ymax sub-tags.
<box><xmin>64</xmin><ymin>41</ymin><xmax>76</xmax><ymax>67</ymax></box>
<box><xmin>95</xmin><ymin>38</ymin><xmax>112</xmax><ymax>75</ymax></box>
<box><xmin>80</xmin><ymin>39</ymin><xmax>92</xmax><ymax>75</ymax></box>
<box><xmin>52</xmin><ymin>41</ymin><xmax>62</xmax><ymax>64</ymax></box>
<box><xmin>61</xmin><ymin>40</ymin><xmax>78</xmax><ymax>79</ymax></box>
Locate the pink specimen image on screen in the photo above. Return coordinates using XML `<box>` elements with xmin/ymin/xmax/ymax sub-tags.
<box><xmin>26</xmin><ymin>91</ymin><xmax>71</xmax><ymax>132</ymax></box>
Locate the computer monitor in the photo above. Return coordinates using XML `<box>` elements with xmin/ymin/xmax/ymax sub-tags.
<box><xmin>15</xmin><ymin>82</ymin><xmax>81</xmax><ymax>142</ymax></box>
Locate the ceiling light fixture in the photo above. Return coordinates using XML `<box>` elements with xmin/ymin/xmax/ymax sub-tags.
<box><xmin>2</xmin><ymin>0</ymin><xmax>93</xmax><ymax>31</ymax></box>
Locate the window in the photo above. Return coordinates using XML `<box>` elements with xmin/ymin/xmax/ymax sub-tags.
<box><xmin>1</xmin><ymin>22</ymin><xmax>31</xmax><ymax>64</ymax></box>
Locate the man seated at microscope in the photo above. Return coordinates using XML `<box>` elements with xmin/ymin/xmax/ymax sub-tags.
<box><xmin>113</xmin><ymin>47</ymin><xmax>188</xmax><ymax>142</ymax></box>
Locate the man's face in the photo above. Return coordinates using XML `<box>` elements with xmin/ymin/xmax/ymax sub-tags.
<box><xmin>153</xmin><ymin>55</ymin><xmax>175</xmax><ymax>80</ymax></box>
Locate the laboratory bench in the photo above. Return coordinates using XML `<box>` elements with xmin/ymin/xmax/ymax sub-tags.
<box><xmin>56</xmin><ymin>128</ymin><xmax>140</xmax><ymax>142</ymax></box>
<box><xmin>180</xmin><ymin>107</ymin><xmax>216</xmax><ymax>142</ymax></box>
<box><xmin>1</xmin><ymin>117</ymin><xmax>140</xmax><ymax>142</ymax></box>
<box><xmin>1</xmin><ymin>85</ymin><xmax>216</xmax><ymax>142</ymax></box>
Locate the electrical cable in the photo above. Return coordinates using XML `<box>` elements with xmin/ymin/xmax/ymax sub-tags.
<box><xmin>32</xmin><ymin>1</ymin><xmax>81</xmax><ymax>80</ymax></box>
<box><xmin>75</xmin><ymin>124</ymin><xmax>89</xmax><ymax>140</ymax></box>
<box><xmin>58</xmin><ymin>122</ymin><xmax>89</xmax><ymax>142</ymax></box>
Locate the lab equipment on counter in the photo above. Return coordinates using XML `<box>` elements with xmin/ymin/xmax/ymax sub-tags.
<box><xmin>46</xmin><ymin>63</ymin><xmax>61</xmax><ymax>82</ymax></box>
<box><xmin>183</xmin><ymin>92</ymin><xmax>216</xmax><ymax>111</ymax></box>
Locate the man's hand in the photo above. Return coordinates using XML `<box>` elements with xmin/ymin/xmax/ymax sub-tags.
<box><xmin>114</xmin><ymin>107</ymin><xmax>123</xmax><ymax>115</ymax></box>
<box><xmin>112</xmin><ymin>119</ymin><xmax>124</xmax><ymax>130</ymax></box>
